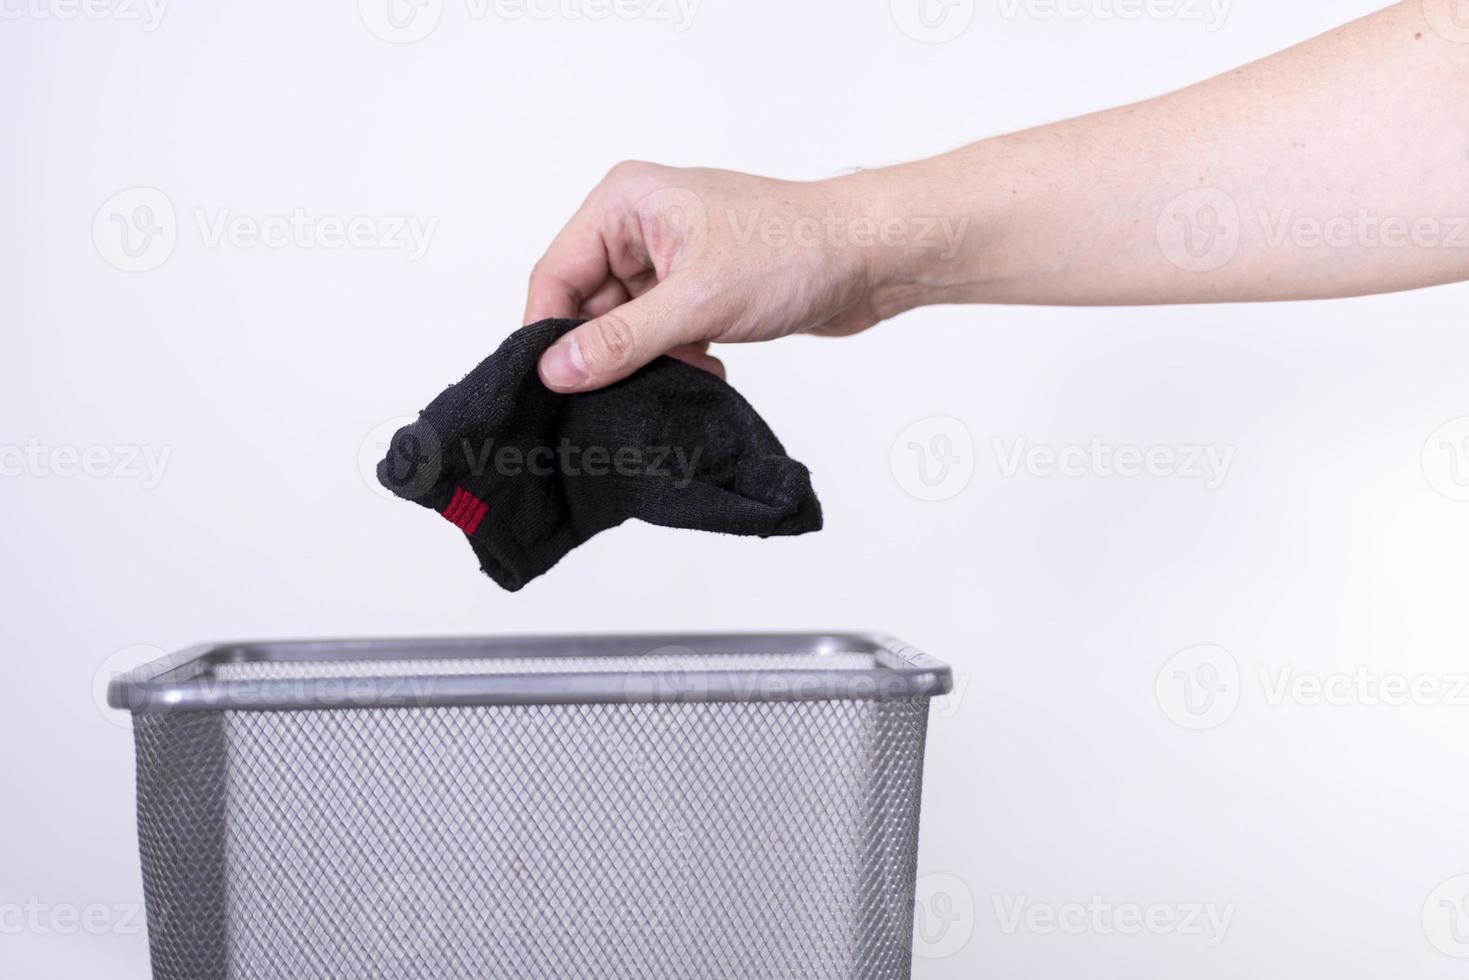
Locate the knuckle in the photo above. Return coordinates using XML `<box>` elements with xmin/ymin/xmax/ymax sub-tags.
<box><xmin>604</xmin><ymin>160</ymin><xmax>671</xmax><ymax>193</ymax></box>
<box><xmin>527</xmin><ymin>260</ymin><xmax>575</xmax><ymax>302</ymax></box>
<box><xmin>586</xmin><ymin>314</ymin><xmax>637</xmax><ymax>370</ymax></box>
<box><xmin>606</xmin><ymin>159</ymin><xmax>650</xmax><ymax>181</ymax></box>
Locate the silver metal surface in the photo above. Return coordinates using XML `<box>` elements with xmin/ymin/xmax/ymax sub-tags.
<box><xmin>109</xmin><ymin>633</ymin><xmax>951</xmax><ymax>712</ymax></box>
<box><xmin>122</xmin><ymin>634</ymin><xmax>949</xmax><ymax>979</ymax></box>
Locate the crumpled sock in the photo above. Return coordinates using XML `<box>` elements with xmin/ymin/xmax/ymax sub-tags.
<box><xmin>377</xmin><ymin>318</ymin><xmax>822</xmax><ymax>591</ymax></box>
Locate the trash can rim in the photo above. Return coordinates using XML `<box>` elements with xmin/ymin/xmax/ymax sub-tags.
<box><xmin>106</xmin><ymin>631</ymin><xmax>954</xmax><ymax>714</ymax></box>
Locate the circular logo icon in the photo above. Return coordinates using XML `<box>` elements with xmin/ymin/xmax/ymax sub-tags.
<box><xmin>358</xmin><ymin>0</ymin><xmax>444</xmax><ymax>43</ymax></box>
<box><xmin>889</xmin><ymin>0</ymin><xmax>976</xmax><ymax>44</ymax></box>
<box><xmin>92</xmin><ymin>644</ymin><xmax>167</xmax><ymax>731</ymax></box>
<box><xmin>912</xmin><ymin>872</ymin><xmax>975</xmax><ymax>959</ymax></box>
<box><xmin>1422</xmin><ymin>0</ymin><xmax>1469</xmax><ymax>43</ymax></box>
<box><xmin>890</xmin><ymin>416</ymin><xmax>975</xmax><ymax>502</ymax></box>
<box><xmin>363</xmin><ymin>416</ymin><xmax>441</xmax><ymax>501</ymax></box>
<box><xmin>1424</xmin><ymin>875</ymin><xmax>1469</xmax><ymax>957</ymax></box>
<box><xmin>1156</xmin><ymin>188</ymin><xmax>1241</xmax><ymax>273</ymax></box>
<box><xmin>1422</xmin><ymin>417</ymin><xmax>1469</xmax><ymax>502</ymax></box>
<box><xmin>93</xmin><ymin>187</ymin><xmax>177</xmax><ymax>273</ymax></box>
<box><xmin>632</xmin><ymin>186</ymin><xmax>710</xmax><ymax>274</ymax></box>
<box><xmin>620</xmin><ymin>645</ymin><xmax>711</xmax><ymax>709</ymax></box>
<box><xmin>1155</xmin><ymin>644</ymin><xmax>1241</xmax><ymax>731</ymax></box>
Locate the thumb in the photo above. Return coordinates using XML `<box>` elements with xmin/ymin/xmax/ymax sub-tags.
<box><xmin>537</xmin><ymin>283</ymin><xmax>711</xmax><ymax>392</ymax></box>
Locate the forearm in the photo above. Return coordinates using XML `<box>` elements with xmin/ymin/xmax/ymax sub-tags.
<box><xmin>861</xmin><ymin>0</ymin><xmax>1469</xmax><ymax>313</ymax></box>
<box><xmin>526</xmin><ymin>2</ymin><xmax>1469</xmax><ymax>391</ymax></box>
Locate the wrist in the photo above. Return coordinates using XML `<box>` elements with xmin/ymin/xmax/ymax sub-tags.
<box><xmin>827</xmin><ymin>154</ymin><xmax>994</xmax><ymax>319</ymax></box>
<box><xmin>831</xmin><ymin>142</ymin><xmax>1047</xmax><ymax>319</ymax></box>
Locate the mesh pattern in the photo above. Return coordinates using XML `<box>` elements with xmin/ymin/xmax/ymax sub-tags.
<box><xmin>211</xmin><ymin>652</ymin><xmax>877</xmax><ymax>681</ymax></box>
<box><xmin>133</xmin><ymin>698</ymin><xmax>930</xmax><ymax>980</ymax></box>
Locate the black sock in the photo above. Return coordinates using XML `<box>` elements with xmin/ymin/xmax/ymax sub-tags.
<box><xmin>377</xmin><ymin>319</ymin><xmax>822</xmax><ymax>591</ymax></box>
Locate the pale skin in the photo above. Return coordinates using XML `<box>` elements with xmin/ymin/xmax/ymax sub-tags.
<box><xmin>527</xmin><ymin>1</ymin><xmax>1469</xmax><ymax>393</ymax></box>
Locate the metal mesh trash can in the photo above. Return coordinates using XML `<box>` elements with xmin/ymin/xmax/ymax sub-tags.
<box><xmin>110</xmin><ymin>633</ymin><xmax>951</xmax><ymax>980</ymax></box>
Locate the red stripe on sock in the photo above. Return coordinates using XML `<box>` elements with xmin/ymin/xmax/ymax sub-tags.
<box><xmin>443</xmin><ymin>486</ymin><xmax>487</xmax><ymax>533</ymax></box>
<box><xmin>464</xmin><ymin>502</ymin><xmax>488</xmax><ymax>535</ymax></box>
<box><xmin>443</xmin><ymin>487</ymin><xmax>468</xmax><ymax>525</ymax></box>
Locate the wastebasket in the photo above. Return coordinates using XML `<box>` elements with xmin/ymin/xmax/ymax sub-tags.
<box><xmin>110</xmin><ymin>632</ymin><xmax>951</xmax><ymax>979</ymax></box>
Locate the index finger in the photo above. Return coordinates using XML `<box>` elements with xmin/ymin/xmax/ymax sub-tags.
<box><xmin>523</xmin><ymin>199</ymin><xmax>613</xmax><ymax>325</ymax></box>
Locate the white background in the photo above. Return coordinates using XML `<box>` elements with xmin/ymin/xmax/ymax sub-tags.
<box><xmin>5</xmin><ymin>0</ymin><xmax>1469</xmax><ymax>976</ymax></box>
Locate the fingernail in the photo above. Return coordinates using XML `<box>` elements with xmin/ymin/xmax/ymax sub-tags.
<box><xmin>541</xmin><ymin>337</ymin><xmax>589</xmax><ymax>390</ymax></box>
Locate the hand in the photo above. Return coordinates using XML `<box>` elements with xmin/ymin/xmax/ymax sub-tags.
<box><xmin>525</xmin><ymin>161</ymin><xmax>921</xmax><ymax>392</ymax></box>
